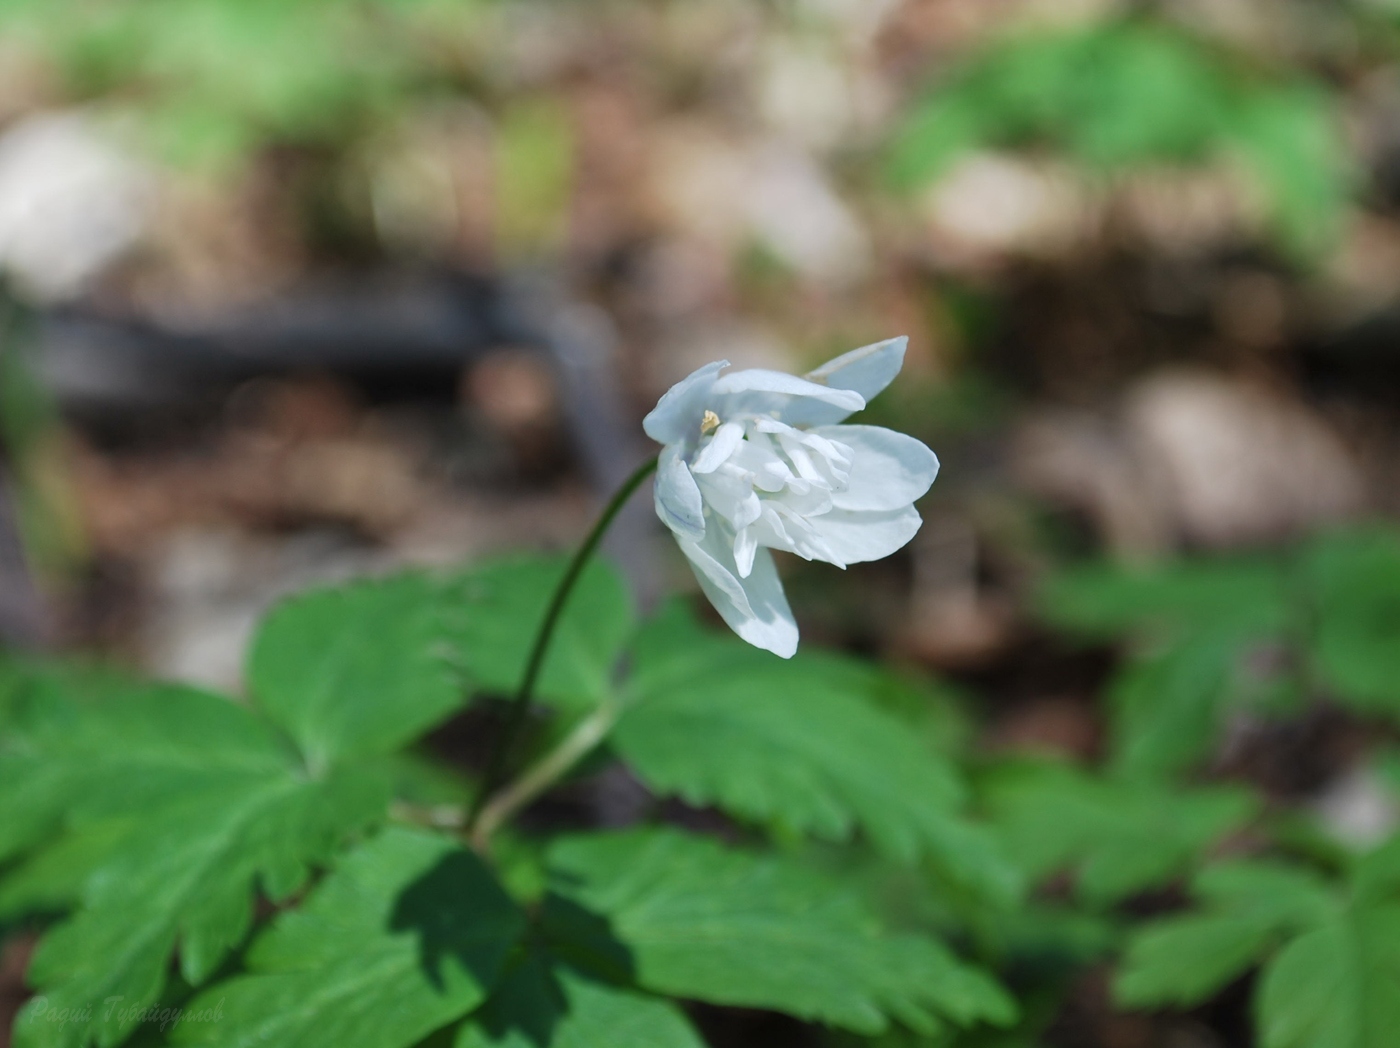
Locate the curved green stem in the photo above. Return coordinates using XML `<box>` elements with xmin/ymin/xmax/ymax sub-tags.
<box><xmin>467</xmin><ymin>454</ymin><xmax>658</xmax><ymax>833</ymax></box>
<box><xmin>471</xmin><ymin>697</ymin><xmax>623</xmax><ymax>852</ymax></box>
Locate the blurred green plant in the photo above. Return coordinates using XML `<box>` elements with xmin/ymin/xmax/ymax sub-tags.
<box><xmin>0</xmin><ymin>0</ymin><xmax>489</xmax><ymax>170</ymax></box>
<box><xmin>888</xmin><ymin>18</ymin><xmax>1353</xmax><ymax>258</ymax></box>
<box><xmin>1038</xmin><ymin>528</ymin><xmax>1400</xmax><ymax>781</ymax></box>
<box><xmin>1118</xmin><ymin>844</ymin><xmax>1400</xmax><ymax>1048</ymax></box>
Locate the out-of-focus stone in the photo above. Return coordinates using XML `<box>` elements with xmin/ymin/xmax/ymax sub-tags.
<box><xmin>1311</xmin><ymin>763</ymin><xmax>1400</xmax><ymax>849</ymax></box>
<box><xmin>1115</xmin><ymin>166</ymin><xmax>1262</xmax><ymax>256</ymax></box>
<box><xmin>1014</xmin><ymin>371</ymin><xmax>1367</xmax><ymax>552</ymax></box>
<box><xmin>1125</xmin><ymin>371</ymin><xmax>1366</xmax><ymax>547</ymax></box>
<box><xmin>142</xmin><ymin>528</ymin><xmax>387</xmax><ymax>693</ymax></box>
<box><xmin>0</xmin><ymin>112</ymin><xmax>152</xmax><ymax>301</ymax></box>
<box><xmin>921</xmin><ymin>153</ymin><xmax>1096</xmax><ymax>264</ymax></box>
<box><xmin>650</xmin><ymin>126</ymin><xmax>871</xmax><ymax>286</ymax></box>
<box><xmin>1013</xmin><ymin>411</ymin><xmax>1174</xmax><ymax>558</ymax></box>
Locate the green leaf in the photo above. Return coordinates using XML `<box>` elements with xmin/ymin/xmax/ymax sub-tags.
<box><xmin>441</xmin><ymin>556</ymin><xmax>635</xmax><ymax>711</ymax></box>
<box><xmin>457</xmin><ymin>961</ymin><xmax>704</xmax><ymax>1048</ymax></box>
<box><xmin>1122</xmin><ymin>856</ymin><xmax>1400</xmax><ymax>1046</ymax></box>
<box><xmin>1106</xmin><ymin>637</ymin><xmax>1236</xmax><ymax>779</ymax></box>
<box><xmin>248</xmin><ymin>573</ymin><xmax>465</xmax><ymax>765</ymax></box>
<box><xmin>882</xmin><ymin>20</ymin><xmax>1349</xmax><ymax>258</ymax></box>
<box><xmin>984</xmin><ymin>762</ymin><xmax>1257</xmax><ymax>905</ymax></box>
<box><xmin>0</xmin><ymin>819</ymin><xmax>133</xmax><ymax>922</ymax></box>
<box><xmin>547</xmin><ymin>828</ymin><xmax>1016</xmax><ymax>1036</ymax></box>
<box><xmin>1118</xmin><ymin>914</ymin><xmax>1289</xmax><ymax>1008</ymax></box>
<box><xmin>614</xmin><ymin>607</ymin><xmax>1015</xmax><ymax>900</ymax></box>
<box><xmin>1037</xmin><ymin>557</ymin><xmax>1289</xmax><ymax>642</ymax></box>
<box><xmin>171</xmin><ymin>827</ymin><xmax>526</xmax><ymax>1048</ymax></box>
<box><xmin>1305</xmin><ymin>529</ymin><xmax>1400</xmax><ymax>716</ymax></box>
<box><xmin>1116</xmin><ymin>860</ymin><xmax>1340</xmax><ymax>1022</ymax></box>
<box><xmin>1230</xmin><ymin>84</ymin><xmax>1351</xmax><ymax>259</ymax></box>
<box><xmin>1257</xmin><ymin>903</ymin><xmax>1400</xmax><ymax>1048</ymax></box>
<box><xmin>5</xmin><ymin>679</ymin><xmax>389</xmax><ymax>1048</ymax></box>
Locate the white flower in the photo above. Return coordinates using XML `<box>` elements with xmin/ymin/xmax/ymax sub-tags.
<box><xmin>644</xmin><ymin>337</ymin><xmax>939</xmax><ymax>658</ymax></box>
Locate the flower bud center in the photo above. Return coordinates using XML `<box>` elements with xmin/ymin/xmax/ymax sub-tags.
<box><xmin>700</xmin><ymin>410</ymin><xmax>721</xmax><ymax>436</ymax></box>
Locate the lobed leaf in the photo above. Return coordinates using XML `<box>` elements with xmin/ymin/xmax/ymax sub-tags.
<box><xmin>4</xmin><ymin>677</ymin><xmax>389</xmax><ymax>1048</ymax></box>
<box><xmin>984</xmin><ymin>761</ymin><xmax>1258</xmax><ymax>905</ymax></box>
<box><xmin>1116</xmin><ymin>858</ymin><xmax>1400</xmax><ymax>1048</ymax></box>
<box><xmin>547</xmin><ymin>828</ymin><xmax>1017</xmax><ymax>1036</ymax></box>
<box><xmin>613</xmin><ymin>606</ymin><xmax>1015</xmax><ymax>899</ymax></box>
<box><xmin>173</xmin><ymin>827</ymin><xmax>526</xmax><ymax>1048</ymax></box>
<box><xmin>248</xmin><ymin>573</ymin><xmax>465</xmax><ymax>765</ymax></box>
<box><xmin>1257</xmin><ymin>904</ymin><xmax>1400</xmax><ymax>1048</ymax></box>
<box><xmin>440</xmin><ymin>556</ymin><xmax>635</xmax><ymax>712</ymax></box>
<box><xmin>1305</xmin><ymin>529</ymin><xmax>1400</xmax><ymax>717</ymax></box>
<box><xmin>457</xmin><ymin>954</ymin><xmax>704</xmax><ymax>1048</ymax></box>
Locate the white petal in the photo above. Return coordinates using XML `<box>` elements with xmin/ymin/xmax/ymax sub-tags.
<box><xmin>678</xmin><ymin>529</ymin><xmax>798</xmax><ymax>658</ymax></box>
<box><xmin>712</xmin><ymin>368</ymin><xmax>864</xmax><ymax>422</ymax></box>
<box><xmin>807</xmin><ymin>336</ymin><xmax>907</xmax><ymax>400</ymax></box>
<box><xmin>733</xmin><ymin>525</ymin><xmax>758</xmax><ymax>578</ymax></box>
<box><xmin>786</xmin><ymin>336</ymin><xmax>908</xmax><ymax>426</ymax></box>
<box><xmin>805</xmin><ymin>505</ymin><xmax>923</xmax><ymax>565</ymax></box>
<box><xmin>694</xmin><ymin>468</ymin><xmax>762</xmax><ymax>530</ymax></box>
<box><xmin>653</xmin><ymin>446</ymin><xmax>705</xmax><ymax>539</ymax></box>
<box><xmin>643</xmin><ymin>360</ymin><xmax>728</xmax><ymax>446</ymax></box>
<box><xmin>815</xmin><ymin>425</ymin><xmax>940</xmax><ymax>512</ymax></box>
<box><xmin>690</xmin><ymin>421</ymin><xmax>745</xmax><ymax>474</ymax></box>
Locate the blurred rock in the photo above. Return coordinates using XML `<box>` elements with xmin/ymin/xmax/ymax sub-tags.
<box><xmin>1015</xmin><ymin>371</ymin><xmax>1366</xmax><ymax>553</ymax></box>
<box><xmin>0</xmin><ymin>112</ymin><xmax>152</xmax><ymax>302</ymax></box>
<box><xmin>1311</xmin><ymin>763</ymin><xmax>1400</xmax><ymax>850</ymax></box>
<box><xmin>142</xmin><ymin>528</ymin><xmax>388</xmax><ymax>692</ymax></box>
<box><xmin>1013</xmin><ymin>411</ymin><xmax>1175</xmax><ymax>557</ymax></box>
<box><xmin>758</xmin><ymin>38</ymin><xmax>865</xmax><ymax>151</ymax></box>
<box><xmin>921</xmin><ymin>153</ymin><xmax>1096</xmax><ymax>264</ymax></box>
<box><xmin>1212</xmin><ymin>270</ymin><xmax>1290</xmax><ymax>350</ymax></box>
<box><xmin>1125</xmin><ymin>371</ymin><xmax>1366</xmax><ymax>547</ymax></box>
<box><xmin>1115</xmin><ymin>166</ymin><xmax>1262</xmax><ymax>257</ymax></box>
<box><xmin>650</xmin><ymin>127</ymin><xmax>871</xmax><ymax>286</ymax></box>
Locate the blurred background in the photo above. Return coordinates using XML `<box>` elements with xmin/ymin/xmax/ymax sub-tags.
<box><xmin>2</xmin><ymin>0</ymin><xmax>1400</xmax><ymax>1041</ymax></box>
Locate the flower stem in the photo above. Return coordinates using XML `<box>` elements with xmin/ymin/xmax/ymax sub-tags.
<box><xmin>471</xmin><ymin>697</ymin><xmax>623</xmax><ymax>851</ymax></box>
<box><xmin>467</xmin><ymin>454</ymin><xmax>658</xmax><ymax>835</ymax></box>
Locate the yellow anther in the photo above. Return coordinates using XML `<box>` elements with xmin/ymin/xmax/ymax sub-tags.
<box><xmin>700</xmin><ymin>410</ymin><xmax>721</xmax><ymax>436</ymax></box>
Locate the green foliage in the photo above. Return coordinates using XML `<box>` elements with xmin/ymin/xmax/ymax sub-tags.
<box><xmin>0</xmin><ymin>0</ymin><xmax>487</xmax><ymax>169</ymax></box>
<box><xmin>249</xmin><ymin>573</ymin><xmax>466</xmax><ymax>767</ymax></box>
<box><xmin>458</xmin><ymin>967</ymin><xmax>706</xmax><ymax>1048</ymax></box>
<box><xmin>440</xmin><ymin>556</ymin><xmax>635</xmax><ymax>712</ymax></box>
<box><xmin>1037</xmin><ymin>532</ymin><xmax>1400</xmax><ymax>778</ymax></box>
<box><xmin>6</xmin><ymin>532</ymin><xmax>1400</xmax><ymax>1048</ymax></box>
<box><xmin>174</xmin><ymin>827</ymin><xmax>525</xmax><ymax>1048</ymax></box>
<box><xmin>1117</xmin><ymin>847</ymin><xmax>1400</xmax><ymax>1048</ymax></box>
<box><xmin>1304</xmin><ymin>529</ymin><xmax>1400</xmax><ymax>714</ymax></box>
<box><xmin>983</xmin><ymin>760</ymin><xmax>1257</xmax><ymax>905</ymax></box>
<box><xmin>3</xmin><ymin>673</ymin><xmax>389</xmax><ymax>1048</ymax></box>
<box><xmin>0</xmin><ymin>555</ymin><xmax>1015</xmax><ymax>1048</ymax></box>
<box><xmin>613</xmin><ymin>605</ymin><xmax>1015</xmax><ymax>899</ymax></box>
<box><xmin>547</xmin><ymin>828</ymin><xmax>1017</xmax><ymax>1037</ymax></box>
<box><xmin>887</xmin><ymin>19</ymin><xmax>1352</xmax><ymax>255</ymax></box>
